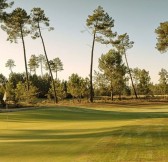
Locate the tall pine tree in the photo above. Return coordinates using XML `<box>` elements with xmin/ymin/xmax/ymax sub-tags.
<box><xmin>86</xmin><ymin>6</ymin><xmax>116</xmax><ymax>102</ymax></box>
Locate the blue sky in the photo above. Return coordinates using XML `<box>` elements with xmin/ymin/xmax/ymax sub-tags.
<box><xmin>0</xmin><ymin>0</ymin><xmax>168</xmax><ymax>83</ymax></box>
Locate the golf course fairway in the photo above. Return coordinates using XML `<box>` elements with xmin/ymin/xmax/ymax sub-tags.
<box><xmin>0</xmin><ymin>103</ymin><xmax>168</xmax><ymax>162</ymax></box>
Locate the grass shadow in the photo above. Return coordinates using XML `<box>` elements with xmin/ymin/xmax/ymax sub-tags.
<box><xmin>1</xmin><ymin>106</ymin><xmax>168</xmax><ymax>123</ymax></box>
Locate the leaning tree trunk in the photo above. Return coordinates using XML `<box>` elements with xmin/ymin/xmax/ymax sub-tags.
<box><xmin>89</xmin><ymin>32</ymin><xmax>96</xmax><ymax>103</ymax></box>
<box><xmin>40</xmin><ymin>61</ymin><xmax>43</xmax><ymax>77</ymax></box>
<box><xmin>20</xmin><ymin>24</ymin><xmax>29</xmax><ymax>91</ymax></box>
<box><xmin>38</xmin><ymin>22</ymin><xmax>58</xmax><ymax>103</ymax></box>
<box><xmin>124</xmin><ymin>53</ymin><xmax>138</xmax><ymax>99</ymax></box>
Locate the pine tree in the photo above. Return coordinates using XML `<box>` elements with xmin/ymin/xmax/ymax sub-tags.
<box><xmin>86</xmin><ymin>6</ymin><xmax>116</xmax><ymax>102</ymax></box>
<box><xmin>2</xmin><ymin>8</ymin><xmax>30</xmax><ymax>91</ymax></box>
<box><xmin>30</xmin><ymin>7</ymin><xmax>57</xmax><ymax>103</ymax></box>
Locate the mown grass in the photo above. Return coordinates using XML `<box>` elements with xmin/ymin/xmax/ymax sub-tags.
<box><xmin>0</xmin><ymin>103</ymin><xmax>168</xmax><ymax>162</ymax></box>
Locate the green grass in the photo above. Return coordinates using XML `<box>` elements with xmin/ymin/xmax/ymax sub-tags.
<box><xmin>0</xmin><ymin>103</ymin><xmax>168</xmax><ymax>162</ymax></box>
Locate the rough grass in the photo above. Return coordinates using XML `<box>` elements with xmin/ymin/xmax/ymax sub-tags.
<box><xmin>0</xmin><ymin>103</ymin><xmax>168</xmax><ymax>162</ymax></box>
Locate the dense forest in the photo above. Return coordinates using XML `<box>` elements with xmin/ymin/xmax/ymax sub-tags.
<box><xmin>0</xmin><ymin>0</ymin><xmax>168</xmax><ymax>106</ymax></box>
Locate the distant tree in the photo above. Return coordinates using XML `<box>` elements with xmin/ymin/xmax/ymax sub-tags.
<box><xmin>0</xmin><ymin>73</ymin><xmax>7</xmax><ymax>85</ymax></box>
<box><xmin>48</xmin><ymin>79</ymin><xmax>66</xmax><ymax>101</ymax></box>
<box><xmin>30</xmin><ymin>7</ymin><xmax>57</xmax><ymax>103</ymax></box>
<box><xmin>81</xmin><ymin>77</ymin><xmax>90</xmax><ymax>100</ymax></box>
<box><xmin>94</xmin><ymin>71</ymin><xmax>109</xmax><ymax>96</ymax></box>
<box><xmin>14</xmin><ymin>81</ymin><xmax>24</xmax><ymax>102</ymax></box>
<box><xmin>49</xmin><ymin>57</ymin><xmax>63</xmax><ymax>80</ymax></box>
<box><xmin>28</xmin><ymin>54</ymin><xmax>39</xmax><ymax>75</ymax></box>
<box><xmin>38</xmin><ymin>54</ymin><xmax>46</xmax><ymax>76</ymax></box>
<box><xmin>5</xmin><ymin>79</ymin><xmax>15</xmax><ymax>101</ymax></box>
<box><xmin>8</xmin><ymin>72</ymin><xmax>24</xmax><ymax>88</ymax></box>
<box><xmin>155</xmin><ymin>22</ymin><xmax>168</xmax><ymax>53</ymax></box>
<box><xmin>0</xmin><ymin>73</ymin><xmax>7</xmax><ymax>106</ymax></box>
<box><xmin>0</xmin><ymin>84</ymin><xmax>5</xmax><ymax>106</ymax></box>
<box><xmin>98</xmin><ymin>49</ymin><xmax>126</xmax><ymax>100</ymax></box>
<box><xmin>5</xmin><ymin>59</ymin><xmax>15</xmax><ymax>73</ymax></box>
<box><xmin>149</xmin><ymin>83</ymin><xmax>157</xmax><ymax>95</ymax></box>
<box><xmin>67</xmin><ymin>73</ymin><xmax>86</xmax><ymax>102</ymax></box>
<box><xmin>138</xmin><ymin>69</ymin><xmax>151</xmax><ymax>95</ymax></box>
<box><xmin>2</xmin><ymin>8</ymin><xmax>30</xmax><ymax>91</ymax></box>
<box><xmin>131</xmin><ymin>67</ymin><xmax>140</xmax><ymax>87</ymax></box>
<box><xmin>132</xmin><ymin>68</ymin><xmax>151</xmax><ymax>95</ymax></box>
<box><xmin>113</xmin><ymin>33</ymin><xmax>138</xmax><ymax>99</ymax></box>
<box><xmin>29</xmin><ymin>74</ymin><xmax>51</xmax><ymax>98</ymax></box>
<box><xmin>62</xmin><ymin>80</ymin><xmax>68</xmax><ymax>98</ymax></box>
<box><xmin>158</xmin><ymin>68</ymin><xmax>168</xmax><ymax>95</ymax></box>
<box><xmin>15</xmin><ymin>81</ymin><xmax>38</xmax><ymax>103</ymax></box>
<box><xmin>86</xmin><ymin>6</ymin><xmax>116</xmax><ymax>102</ymax></box>
<box><xmin>159</xmin><ymin>68</ymin><xmax>168</xmax><ymax>84</ymax></box>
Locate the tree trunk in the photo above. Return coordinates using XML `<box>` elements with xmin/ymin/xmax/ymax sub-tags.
<box><xmin>20</xmin><ymin>24</ymin><xmax>29</xmax><ymax>91</ymax></box>
<box><xmin>124</xmin><ymin>53</ymin><xmax>138</xmax><ymax>99</ymax></box>
<box><xmin>89</xmin><ymin>32</ymin><xmax>96</xmax><ymax>103</ymax></box>
<box><xmin>56</xmin><ymin>71</ymin><xmax>57</xmax><ymax>80</ymax></box>
<box><xmin>38</xmin><ymin>22</ymin><xmax>58</xmax><ymax>103</ymax></box>
<box><xmin>40</xmin><ymin>62</ymin><xmax>43</xmax><ymax>77</ymax></box>
<box><xmin>110</xmin><ymin>83</ymin><xmax>114</xmax><ymax>101</ymax></box>
<box><xmin>110</xmin><ymin>90</ymin><xmax>114</xmax><ymax>101</ymax></box>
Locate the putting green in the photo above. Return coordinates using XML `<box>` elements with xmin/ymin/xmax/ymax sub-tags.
<box><xmin>0</xmin><ymin>103</ymin><xmax>168</xmax><ymax>162</ymax></box>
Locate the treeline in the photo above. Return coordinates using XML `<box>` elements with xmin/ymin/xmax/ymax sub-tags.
<box><xmin>1</xmin><ymin>62</ymin><xmax>168</xmax><ymax>105</ymax></box>
<box><xmin>5</xmin><ymin>55</ymin><xmax>63</xmax><ymax>79</ymax></box>
<box><xmin>0</xmin><ymin>1</ymin><xmax>168</xmax><ymax>105</ymax></box>
<box><xmin>0</xmin><ymin>72</ymin><xmax>89</xmax><ymax>105</ymax></box>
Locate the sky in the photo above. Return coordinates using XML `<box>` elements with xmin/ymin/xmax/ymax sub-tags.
<box><xmin>0</xmin><ymin>0</ymin><xmax>168</xmax><ymax>83</ymax></box>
